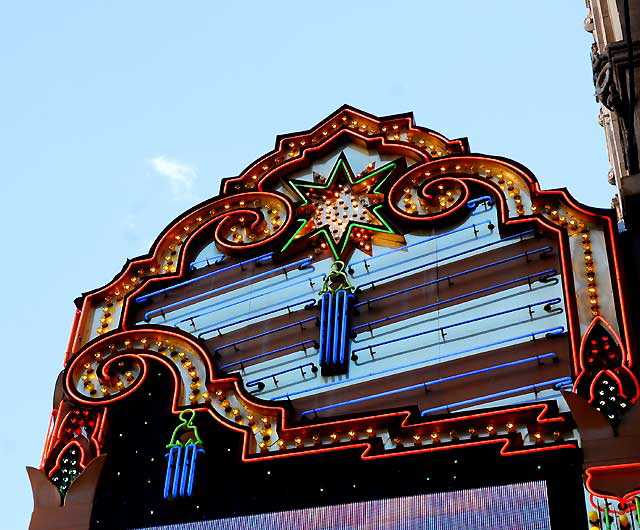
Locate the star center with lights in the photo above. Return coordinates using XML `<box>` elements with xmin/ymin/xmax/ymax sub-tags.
<box><xmin>281</xmin><ymin>153</ymin><xmax>406</xmax><ymax>260</ymax></box>
<box><xmin>29</xmin><ymin>106</ymin><xmax>640</xmax><ymax>530</ymax></box>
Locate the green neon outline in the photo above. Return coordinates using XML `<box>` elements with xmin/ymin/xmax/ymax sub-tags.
<box><xmin>281</xmin><ymin>156</ymin><xmax>401</xmax><ymax>259</ymax></box>
<box><xmin>287</xmin><ymin>158</ymin><xmax>397</xmax><ymax>205</ymax></box>
<box><xmin>167</xmin><ymin>409</ymin><xmax>203</xmax><ymax>448</ymax></box>
<box><xmin>280</xmin><ymin>219</ymin><xmax>309</xmax><ymax>253</ymax></box>
<box><xmin>356</xmin><ymin>161</ymin><xmax>397</xmax><ymax>188</ymax></box>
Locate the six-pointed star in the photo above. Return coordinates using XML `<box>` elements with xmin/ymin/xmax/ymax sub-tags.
<box><xmin>281</xmin><ymin>152</ymin><xmax>406</xmax><ymax>260</ymax></box>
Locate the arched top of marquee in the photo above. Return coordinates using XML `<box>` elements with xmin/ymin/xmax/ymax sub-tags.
<box><xmin>71</xmin><ymin>105</ymin><xmax>620</xmax><ymax>353</ymax></box>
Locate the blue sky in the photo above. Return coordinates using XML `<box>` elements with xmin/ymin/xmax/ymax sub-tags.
<box><xmin>0</xmin><ymin>2</ymin><xmax>607</xmax><ymax>527</ymax></box>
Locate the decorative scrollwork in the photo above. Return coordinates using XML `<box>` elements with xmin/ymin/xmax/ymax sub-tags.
<box><xmin>387</xmin><ymin>168</ymin><xmax>469</xmax><ymax>222</ymax></box>
<box><xmin>65</xmin><ymin>329</ymin><xmax>215</xmax><ymax>409</ymax></box>
<box><xmin>574</xmin><ymin>317</ymin><xmax>640</xmax><ymax>425</ymax></box>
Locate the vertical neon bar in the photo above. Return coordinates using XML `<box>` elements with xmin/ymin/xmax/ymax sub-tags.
<box><xmin>339</xmin><ymin>291</ymin><xmax>351</xmax><ymax>366</ymax></box>
<box><xmin>332</xmin><ymin>291</ymin><xmax>343</xmax><ymax>366</ymax></box>
<box><xmin>325</xmin><ymin>293</ymin><xmax>334</xmax><ymax>369</ymax></box>
<box><xmin>186</xmin><ymin>447</ymin><xmax>204</xmax><ymax>496</ymax></box>
<box><xmin>171</xmin><ymin>446</ymin><xmax>183</xmax><ymax>499</ymax></box>
<box><xmin>179</xmin><ymin>444</ymin><xmax>193</xmax><ymax>497</ymax></box>
<box><xmin>164</xmin><ymin>446</ymin><xmax>179</xmax><ymax>499</ymax></box>
<box><xmin>319</xmin><ymin>292</ymin><xmax>330</xmax><ymax>369</ymax></box>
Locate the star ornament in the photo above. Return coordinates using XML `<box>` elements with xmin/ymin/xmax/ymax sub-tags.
<box><xmin>281</xmin><ymin>152</ymin><xmax>406</xmax><ymax>260</ymax></box>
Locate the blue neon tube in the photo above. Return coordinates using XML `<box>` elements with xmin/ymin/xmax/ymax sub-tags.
<box><xmin>186</xmin><ymin>447</ymin><xmax>204</xmax><ymax>496</ymax></box>
<box><xmin>179</xmin><ymin>443</ymin><xmax>192</xmax><ymax>497</ymax></box>
<box><xmin>348</xmin><ymin>220</ymin><xmax>493</xmax><ymax>276</ymax></box>
<box><xmin>164</xmin><ymin>446</ymin><xmax>179</xmax><ymax>499</ymax></box>
<box><xmin>214</xmin><ymin>316</ymin><xmax>317</xmax><ymax>353</ymax></box>
<box><xmin>196</xmin><ymin>298</ymin><xmax>316</xmax><ymax>339</ymax></box>
<box><xmin>270</xmin><ymin>326</ymin><xmax>566</xmax><ymax>401</ymax></box>
<box><xmin>332</xmin><ymin>291</ymin><xmax>342</xmax><ymax>366</ymax></box>
<box><xmin>355</xmin><ymin>248</ymin><xmax>553</xmax><ymax>310</ymax></box>
<box><xmin>137</xmin><ymin>252</ymin><xmax>273</xmax><ymax>304</ymax></box>
<box><xmin>144</xmin><ymin>257</ymin><xmax>312</xmax><ymax>321</ymax></box>
<box><xmin>420</xmin><ymin>376</ymin><xmax>573</xmax><ymax>416</ymax></box>
<box><xmin>357</xmin><ymin>228</ymin><xmax>537</xmax><ymax>291</ymax></box>
<box><xmin>220</xmin><ymin>339</ymin><xmax>318</xmax><ymax>371</ymax></box>
<box><xmin>319</xmin><ymin>292</ymin><xmax>330</xmax><ymax>368</ymax></box>
<box><xmin>351</xmin><ymin>294</ymin><xmax>561</xmax><ymax>348</ymax></box>
<box><xmin>340</xmin><ymin>292</ymin><xmax>354</xmax><ymax>366</ymax></box>
<box><xmin>151</xmin><ymin>269</ymin><xmax>325</xmax><ymax>326</ymax></box>
<box><xmin>189</xmin><ymin>254</ymin><xmax>225</xmax><ymax>270</ymax></box>
<box><xmin>171</xmin><ymin>445</ymin><xmax>183</xmax><ymax>499</ymax></box>
<box><xmin>467</xmin><ymin>196</ymin><xmax>494</xmax><ymax>210</ymax></box>
<box><xmin>246</xmin><ymin>362</ymin><xmax>318</xmax><ymax>388</ymax></box>
<box><xmin>300</xmin><ymin>353</ymin><xmax>558</xmax><ymax>416</ymax></box>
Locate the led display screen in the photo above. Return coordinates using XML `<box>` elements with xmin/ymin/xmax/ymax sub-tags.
<box><xmin>139</xmin><ymin>480</ymin><xmax>550</xmax><ymax>530</ymax></box>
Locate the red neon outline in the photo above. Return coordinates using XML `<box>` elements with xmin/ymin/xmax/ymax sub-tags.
<box><xmin>574</xmin><ymin>316</ymin><xmax>640</xmax><ymax>403</ymax></box>
<box><xmin>65</xmin><ymin>328</ymin><xmax>216</xmax><ymax>414</ymax></box>
<box><xmin>47</xmin><ymin>440</ymin><xmax>87</xmax><ymax>479</ymax></box>
<box><xmin>64</xmin><ymin>309</ymin><xmax>81</xmax><ymax>365</ymax></box>
<box><xmin>39</xmin><ymin>408</ymin><xmax>58</xmax><ymax>469</ymax></box>
<box><xmin>54</xmin><ymin>109</ymin><xmax>638</xmax><ymax>471</ymax></box>
<box><xmin>585</xmin><ymin>463</ymin><xmax>640</xmax><ymax>505</ymax></box>
<box><xmin>223</xmin><ymin>106</ymin><xmax>467</xmax><ymax>194</ymax></box>
<box><xmin>387</xmin><ymin>175</ymin><xmax>470</xmax><ymax>221</ymax></box>
<box><xmin>588</xmin><ymin>369</ymin><xmax>627</xmax><ymax>402</ymax></box>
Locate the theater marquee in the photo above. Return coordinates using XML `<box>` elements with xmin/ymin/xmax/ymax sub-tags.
<box><xmin>29</xmin><ymin>107</ymin><xmax>640</xmax><ymax>529</ymax></box>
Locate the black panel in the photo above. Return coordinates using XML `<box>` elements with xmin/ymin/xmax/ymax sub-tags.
<box><xmin>90</xmin><ymin>361</ymin><xmax>585</xmax><ymax>529</ymax></box>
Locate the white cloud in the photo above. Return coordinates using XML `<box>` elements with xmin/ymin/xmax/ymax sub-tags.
<box><xmin>149</xmin><ymin>155</ymin><xmax>197</xmax><ymax>200</ymax></box>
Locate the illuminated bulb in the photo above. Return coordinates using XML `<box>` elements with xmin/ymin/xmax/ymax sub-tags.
<box><xmin>215</xmin><ymin>390</ymin><xmax>225</xmax><ymax>401</ymax></box>
<box><xmin>486</xmin><ymin>425</ymin><xmax>496</xmax><ymax>436</ymax></box>
<box><xmin>261</xmin><ymin>417</ymin><xmax>271</xmax><ymax>428</ymax></box>
<box><xmin>247</xmin><ymin>415</ymin><xmax>255</xmax><ymax>426</ymax></box>
<box><xmin>330</xmin><ymin>433</ymin><xmax>338</xmax><ymax>443</ymax></box>
<box><xmin>468</xmin><ymin>428</ymin><xmax>477</xmax><ymax>439</ymax></box>
<box><xmin>393</xmin><ymin>437</ymin><xmax>404</xmax><ymax>448</ymax></box>
<box><xmin>294</xmin><ymin>437</ymin><xmax>304</xmax><ymax>448</ymax></box>
<box><xmin>312</xmin><ymin>434</ymin><xmax>321</xmax><ymax>445</ymax></box>
<box><xmin>259</xmin><ymin>442</ymin><xmax>268</xmax><ymax>453</ymax></box>
<box><xmin>430</xmin><ymin>433</ymin><xmax>440</xmax><ymax>444</ymax></box>
<box><xmin>413</xmin><ymin>434</ymin><xmax>422</xmax><ymax>446</ymax></box>
<box><xmin>533</xmin><ymin>432</ymin><xmax>543</xmax><ymax>444</ymax></box>
<box><xmin>277</xmin><ymin>439</ymin><xmax>286</xmax><ymax>450</ymax></box>
<box><xmin>188</xmin><ymin>394</ymin><xmax>198</xmax><ymax>404</ymax></box>
<box><xmin>506</xmin><ymin>422</ymin><xmax>515</xmax><ymax>433</ymax></box>
<box><xmin>348</xmin><ymin>431</ymin><xmax>357</xmax><ymax>441</ymax></box>
<box><xmin>201</xmin><ymin>392</ymin><xmax>211</xmax><ymax>402</ymax></box>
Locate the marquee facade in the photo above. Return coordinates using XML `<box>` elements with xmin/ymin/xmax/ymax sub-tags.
<box><xmin>29</xmin><ymin>107</ymin><xmax>640</xmax><ymax>529</ymax></box>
